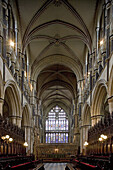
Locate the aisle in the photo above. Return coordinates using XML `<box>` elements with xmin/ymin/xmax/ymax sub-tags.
<box><xmin>44</xmin><ymin>163</ymin><xmax>66</xmax><ymax>170</ymax></box>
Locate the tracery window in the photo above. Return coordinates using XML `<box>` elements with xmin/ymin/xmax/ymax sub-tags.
<box><xmin>45</xmin><ymin>106</ymin><xmax>69</xmax><ymax>143</ymax></box>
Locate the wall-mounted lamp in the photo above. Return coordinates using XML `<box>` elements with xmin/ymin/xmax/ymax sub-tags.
<box><xmin>84</xmin><ymin>141</ymin><xmax>89</xmax><ymax>146</ymax></box>
<box><xmin>55</xmin><ymin>148</ymin><xmax>58</xmax><ymax>153</ymax></box>
<box><xmin>23</xmin><ymin>142</ymin><xmax>28</xmax><ymax>147</ymax></box>
<box><xmin>1</xmin><ymin>135</ymin><xmax>13</xmax><ymax>155</ymax></box>
<box><xmin>1</xmin><ymin>135</ymin><xmax>13</xmax><ymax>143</ymax></box>
<box><xmin>30</xmin><ymin>83</ymin><xmax>33</xmax><ymax>91</ymax></box>
<box><xmin>99</xmin><ymin>137</ymin><xmax>103</xmax><ymax>141</ymax></box>
<box><xmin>9</xmin><ymin>138</ymin><xmax>13</xmax><ymax>142</ymax></box>
<box><xmin>98</xmin><ymin>134</ymin><xmax>107</xmax><ymax>142</ymax></box>
<box><xmin>100</xmin><ymin>39</ymin><xmax>104</xmax><ymax>46</ymax></box>
<box><xmin>10</xmin><ymin>40</ymin><xmax>14</xmax><ymax>47</ymax></box>
<box><xmin>24</xmin><ymin>71</ymin><xmax>27</xmax><ymax>78</ymax></box>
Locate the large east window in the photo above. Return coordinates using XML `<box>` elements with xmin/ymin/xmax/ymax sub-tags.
<box><xmin>45</xmin><ymin>106</ymin><xmax>69</xmax><ymax>143</ymax></box>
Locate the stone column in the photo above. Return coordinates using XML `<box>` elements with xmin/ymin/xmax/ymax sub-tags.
<box><xmin>97</xmin><ymin>51</ymin><xmax>103</xmax><ymax>75</ymax></box>
<box><xmin>16</xmin><ymin>116</ymin><xmax>22</xmax><ymax>128</ymax></box>
<box><xmin>94</xmin><ymin>64</ymin><xmax>99</xmax><ymax>81</ymax></box>
<box><xmin>91</xmin><ymin>116</ymin><xmax>95</xmax><ymax>126</ymax></box>
<box><xmin>22</xmin><ymin>125</ymin><xmax>30</xmax><ymax>153</ymax></box>
<box><xmin>30</xmin><ymin>79</ymin><xmax>37</xmax><ymax>105</ymax></box>
<box><xmin>108</xmin><ymin>98</ymin><xmax>113</xmax><ymax>115</ymax></box>
<box><xmin>30</xmin><ymin>127</ymin><xmax>34</xmax><ymax>154</ymax></box>
<box><xmin>82</xmin><ymin>126</ymin><xmax>86</xmax><ymax>155</ymax></box>
<box><xmin>6</xmin><ymin>51</ymin><xmax>11</xmax><ymax>67</ymax></box>
<box><xmin>106</xmin><ymin>1</ymin><xmax>111</xmax><ymax>81</ymax></box>
<box><xmin>15</xmin><ymin>28</ymin><xmax>18</xmax><ymax>56</ymax></box>
<box><xmin>2</xmin><ymin>1</ymin><xmax>8</xmax><ymax>82</ymax></box>
<box><xmin>27</xmin><ymin>126</ymin><xmax>31</xmax><ymax>153</ymax></box>
<box><xmin>9</xmin><ymin>115</ymin><xmax>16</xmax><ymax>124</ymax></box>
<box><xmin>15</xmin><ymin>61</ymin><xmax>19</xmax><ymax>83</ymax></box>
<box><xmin>20</xmin><ymin>53</ymin><xmax>25</xmax><ymax>105</ymax></box>
<box><xmin>10</xmin><ymin>56</ymin><xmax>16</xmax><ymax>75</ymax></box>
<box><xmin>79</xmin><ymin>120</ymin><xmax>83</xmax><ymax>154</ymax></box>
<box><xmin>77</xmin><ymin>80</ymin><xmax>84</xmax><ymax>119</ymax></box>
<box><xmin>96</xmin><ymin>27</ymin><xmax>100</xmax><ymax>56</ymax></box>
<box><xmin>73</xmin><ymin>100</ymin><xmax>79</xmax><ymax>144</ymax></box>
<box><xmin>0</xmin><ymin>98</ymin><xmax>4</xmax><ymax>116</ymax></box>
<box><xmin>110</xmin><ymin>1</ymin><xmax>113</xmax><ymax>53</ymax></box>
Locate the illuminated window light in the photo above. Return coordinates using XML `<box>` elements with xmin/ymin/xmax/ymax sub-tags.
<box><xmin>10</xmin><ymin>40</ymin><xmax>14</xmax><ymax>47</ymax></box>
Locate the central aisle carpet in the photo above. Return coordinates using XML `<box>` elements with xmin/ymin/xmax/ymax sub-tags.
<box><xmin>44</xmin><ymin>163</ymin><xmax>66</xmax><ymax>170</ymax></box>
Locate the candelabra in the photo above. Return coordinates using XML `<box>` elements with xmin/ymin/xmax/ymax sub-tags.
<box><xmin>1</xmin><ymin>135</ymin><xmax>13</xmax><ymax>156</ymax></box>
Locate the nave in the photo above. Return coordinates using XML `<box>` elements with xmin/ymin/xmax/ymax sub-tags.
<box><xmin>44</xmin><ymin>163</ymin><xmax>66</xmax><ymax>170</ymax></box>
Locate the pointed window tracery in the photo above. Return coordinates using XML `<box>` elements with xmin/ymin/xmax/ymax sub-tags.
<box><xmin>45</xmin><ymin>106</ymin><xmax>69</xmax><ymax>143</ymax></box>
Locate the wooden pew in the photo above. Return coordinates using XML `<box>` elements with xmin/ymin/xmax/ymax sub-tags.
<box><xmin>11</xmin><ymin>160</ymin><xmax>44</xmax><ymax>170</ymax></box>
<box><xmin>0</xmin><ymin>156</ymin><xmax>33</xmax><ymax>169</ymax></box>
<box><xmin>77</xmin><ymin>155</ymin><xmax>111</xmax><ymax>169</ymax></box>
<box><xmin>65</xmin><ymin>163</ymin><xmax>75</xmax><ymax>170</ymax></box>
<box><xmin>72</xmin><ymin>159</ymin><xmax>101</xmax><ymax>170</ymax></box>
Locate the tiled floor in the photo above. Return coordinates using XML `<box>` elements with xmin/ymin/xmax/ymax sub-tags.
<box><xmin>44</xmin><ymin>163</ymin><xmax>66</xmax><ymax>170</ymax></box>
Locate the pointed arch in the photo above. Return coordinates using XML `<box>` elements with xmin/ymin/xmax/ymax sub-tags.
<box><xmin>22</xmin><ymin>104</ymin><xmax>31</xmax><ymax>127</ymax></box>
<box><xmin>91</xmin><ymin>79</ymin><xmax>108</xmax><ymax>126</ymax></box>
<box><xmin>82</xmin><ymin>103</ymin><xmax>91</xmax><ymax>126</ymax></box>
<box><xmin>4</xmin><ymin>80</ymin><xmax>21</xmax><ymax>117</ymax></box>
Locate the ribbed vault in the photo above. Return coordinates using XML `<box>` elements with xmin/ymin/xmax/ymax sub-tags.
<box><xmin>15</xmin><ymin>0</ymin><xmax>99</xmax><ymax>119</ymax></box>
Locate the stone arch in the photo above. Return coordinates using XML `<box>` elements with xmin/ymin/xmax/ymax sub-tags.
<box><xmin>91</xmin><ymin>79</ymin><xmax>108</xmax><ymax>126</ymax></box>
<box><xmin>21</xmin><ymin>104</ymin><xmax>31</xmax><ymax>153</ymax></box>
<box><xmin>81</xmin><ymin>103</ymin><xmax>91</xmax><ymax>155</ymax></box>
<box><xmin>39</xmin><ymin>80</ymin><xmax>75</xmax><ymax>99</ymax></box>
<box><xmin>22</xmin><ymin>103</ymin><xmax>31</xmax><ymax>127</ymax></box>
<box><xmin>82</xmin><ymin>103</ymin><xmax>91</xmax><ymax>126</ymax></box>
<box><xmin>3</xmin><ymin>80</ymin><xmax>21</xmax><ymax>124</ymax></box>
<box><xmin>31</xmin><ymin>54</ymin><xmax>83</xmax><ymax>82</ymax></box>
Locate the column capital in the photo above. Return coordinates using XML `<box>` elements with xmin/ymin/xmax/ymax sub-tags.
<box><xmin>108</xmin><ymin>97</ymin><xmax>113</xmax><ymax>103</ymax></box>
<box><xmin>22</xmin><ymin>125</ymin><xmax>33</xmax><ymax>129</ymax></box>
<box><xmin>9</xmin><ymin>115</ymin><xmax>22</xmax><ymax>118</ymax></box>
<box><xmin>95</xmin><ymin>27</ymin><xmax>99</xmax><ymax>31</ymax></box>
<box><xmin>0</xmin><ymin>98</ymin><xmax>4</xmax><ymax>103</ymax></box>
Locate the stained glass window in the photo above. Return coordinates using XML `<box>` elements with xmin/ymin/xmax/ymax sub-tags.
<box><xmin>45</xmin><ymin>106</ymin><xmax>69</xmax><ymax>143</ymax></box>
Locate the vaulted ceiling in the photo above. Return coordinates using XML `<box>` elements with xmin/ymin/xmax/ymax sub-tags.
<box><xmin>15</xmin><ymin>0</ymin><xmax>99</xmax><ymax>114</ymax></box>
